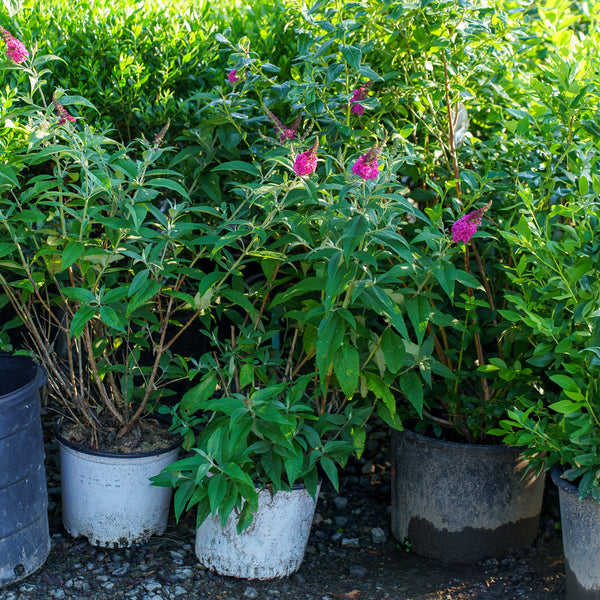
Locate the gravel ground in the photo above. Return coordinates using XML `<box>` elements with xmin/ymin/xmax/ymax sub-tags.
<box><xmin>1</xmin><ymin>423</ymin><xmax>566</xmax><ymax>600</ymax></box>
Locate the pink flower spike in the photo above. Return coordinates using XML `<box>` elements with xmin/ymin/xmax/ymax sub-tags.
<box><xmin>265</xmin><ymin>107</ymin><xmax>302</xmax><ymax>143</ymax></box>
<box><xmin>52</xmin><ymin>93</ymin><xmax>77</xmax><ymax>125</ymax></box>
<box><xmin>227</xmin><ymin>69</ymin><xmax>240</xmax><ymax>84</ymax></box>
<box><xmin>293</xmin><ymin>137</ymin><xmax>319</xmax><ymax>176</ymax></box>
<box><xmin>451</xmin><ymin>201</ymin><xmax>492</xmax><ymax>243</ymax></box>
<box><xmin>0</xmin><ymin>27</ymin><xmax>28</xmax><ymax>64</ymax></box>
<box><xmin>352</xmin><ymin>145</ymin><xmax>379</xmax><ymax>180</ymax></box>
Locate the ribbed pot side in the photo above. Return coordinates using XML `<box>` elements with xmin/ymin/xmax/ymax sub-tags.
<box><xmin>391</xmin><ymin>428</ymin><xmax>545</xmax><ymax>563</ymax></box>
<box><xmin>0</xmin><ymin>356</ymin><xmax>49</xmax><ymax>588</ymax></box>
<box><xmin>552</xmin><ymin>466</ymin><xmax>600</xmax><ymax>599</ymax></box>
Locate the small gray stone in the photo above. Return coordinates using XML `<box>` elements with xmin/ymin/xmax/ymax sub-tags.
<box><xmin>333</xmin><ymin>496</ymin><xmax>348</xmax><ymax>510</ymax></box>
<box><xmin>173</xmin><ymin>585</ymin><xmax>188</xmax><ymax>596</ymax></box>
<box><xmin>51</xmin><ymin>590</ymin><xmax>66</xmax><ymax>599</ymax></box>
<box><xmin>334</xmin><ymin>516</ymin><xmax>348</xmax><ymax>527</ymax></box>
<box><xmin>113</xmin><ymin>565</ymin><xmax>129</xmax><ymax>576</ymax></box>
<box><xmin>143</xmin><ymin>579</ymin><xmax>163</xmax><ymax>593</ymax></box>
<box><xmin>291</xmin><ymin>572</ymin><xmax>306</xmax><ymax>585</ymax></box>
<box><xmin>330</xmin><ymin>531</ymin><xmax>344</xmax><ymax>543</ymax></box>
<box><xmin>244</xmin><ymin>586</ymin><xmax>259</xmax><ymax>599</ymax></box>
<box><xmin>371</xmin><ymin>526</ymin><xmax>387</xmax><ymax>544</ymax></box>
<box><xmin>341</xmin><ymin>537</ymin><xmax>360</xmax><ymax>548</ymax></box>
<box><xmin>349</xmin><ymin>564</ymin><xmax>368</xmax><ymax>577</ymax></box>
<box><xmin>174</xmin><ymin>566</ymin><xmax>194</xmax><ymax>580</ymax></box>
<box><xmin>102</xmin><ymin>581</ymin><xmax>115</xmax><ymax>590</ymax></box>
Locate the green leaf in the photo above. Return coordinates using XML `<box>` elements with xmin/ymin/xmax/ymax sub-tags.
<box><xmin>342</xmin><ymin>45</ymin><xmax>361</xmax><ymax>69</ymax></box>
<box><xmin>406</xmin><ymin>296</ymin><xmax>430</xmax><ymax>345</ymax></box>
<box><xmin>320</xmin><ymin>455</ymin><xmax>339</xmax><ymax>490</ymax></box>
<box><xmin>212</xmin><ymin>161</ymin><xmax>260</xmax><ymax>177</ymax></box>
<box><xmin>61</xmin><ymin>241</ymin><xmax>85</xmax><ymax>271</ymax></box>
<box><xmin>99</xmin><ymin>305</ymin><xmax>126</xmax><ymax>333</ymax></box>
<box><xmin>399</xmin><ymin>372</ymin><xmax>423</xmax><ymax>417</ymax></box>
<box><xmin>69</xmin><ymin>306</ymin><xmax>96</xmax><ymax>338</ymax></box>
<box><xmin>62</xmin><ymin>287</ymin><xmax>95</xmax><ymax>303</ymax></box>
<box><xmin>208</xmin><ymin>474</ymin><xmax>227</xmax><ymax>516</ymax></box>
<box><xmin>239</xmin><ymin>363</ymin><xmax>254</xmax><ymax>389</ymax></box>
<box><xmin>549</xmin><ymin>400</ymin><xmax>582</xmax><ymax>414</ymax></box>
<box><xmin>146</xmin><ymin>177</ymin><xmax>189</xmax><ymax>198</ymax></box>
<box><xmin>380</xmin><ymin>329</ymin><xmax>406</xmax><ymax>374</ymax></box>
<box><xmin>333</xmin><ymin>344</ymin><xmax>359</xmax><ymax>398</ymax></box>
<box><xmin>180</xmin><ymin>373</ymin><xmax>218</xmax><ymax>413</ymax></box>
<box><xmin>549</xmin><ymin>374</ymin><xmax>580</xmax><ymax>394</ymax></box>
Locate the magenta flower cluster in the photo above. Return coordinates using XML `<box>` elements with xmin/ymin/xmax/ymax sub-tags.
<box><xmin>349</xmin><ymin>81</ymin><xmax>372</xmax><ymax>116</ymax></box>
<box><xmin>451</xmin><ymin>202</ymin><xmax>492</xmax><ymax>243</ymax></box>
<box><xmin>293</xmin><ymin>138</ymin><xmax>319</xmax><ymax>176</ymax></box>
<box><xmin>0</xmin><ymin>27</ymin><xmax>28</xmax><ymax>64</ymax></box>
<box><xmin>52</xmin><ymin>93</ymin><xmax>76</xmax><ymax>125</ymax></box>
<box><xmin>265</xmin><ymin>108</ymin><xmax>302</xmax><ymax>143</ymax></box>
<box><xmin>227</xmin><ymin>69</ymin><xmax>240</xmax><ymax>84</ymax></box>
<box><xmin>352</xmin><ymin>146</ymin><xmax>379</xmax><ymax>180</ymax></box>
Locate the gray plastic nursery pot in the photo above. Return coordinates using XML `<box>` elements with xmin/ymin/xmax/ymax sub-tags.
<box><xmin>0</xmin><ymin>355</ymin><xmax>49</xmax><ymax>588</ymax></box>
<box><xmin>391</xmin><ymin>428</ymin><xmax>545</xmax><ymax>563</ymax></box>
<box><xmin>552</xmin><ymin>466</ymin><xmax>600</xmax><ymax>599</ymax></box>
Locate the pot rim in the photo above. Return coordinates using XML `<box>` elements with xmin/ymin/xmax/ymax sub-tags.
<box><xmin>0</xmin><ymin>353</ymin><xmax>47</xmax><ymax>401</ymax></box>
<box><xmin>394</xmin><ymin>426</ymin><xmax>521</xmax><ymax>453</ymax></box>
<box><xmin>550</xmin><ymin>464</ymin><xmax>581</xmax><ymax>496</ymax></box>
<box><xmin>55</xmin><ymin>421</ymin><xmax>182</xmax><ymax>459</ymax></box>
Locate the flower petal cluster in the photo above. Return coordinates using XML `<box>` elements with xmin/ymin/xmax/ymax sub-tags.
<box><xmin>265</xmin><ymin>108</ymin><xmax>302</xmax><ymax>143</ymax></box>
<box><xmin>52</xmin><ymin>93</ymin><xmax>77</xmax><ymax>125</ymax></box>
<box><xmin>451</xmin><ymin>201</ymin><xmax>492</xmax><ymax>243</ymax></box>
<box><xmin>227</xmin><ymin>69</ymin><xmax>240</xmax><ymax>84</ymax></box>
<box><xmin>349</xmin><ymin>81</ymin><xmax>372</xmax><ymax>116</ymax></box>
<box><xmin>293</xmin><ymin>138</ymin><xmax>318</xmax><ymax>176</ymax></box>
<box><xmin>352</xmin><ymin>145</ymin><xmax>379</xmax><ymax>180</ymax></box>
<box><xmin>0</xmin><ymin>27</ymin><xmax>28</xmax><ymax>64</ymax></box>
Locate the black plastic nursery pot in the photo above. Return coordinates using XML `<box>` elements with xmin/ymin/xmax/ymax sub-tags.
<box><xmin>391</xmin><ymin>428</ymin><xmax>545</xmax><ymax>564</ymax></box>
<box><xmin>552</xmin><ymin>466</ymin><xmax>600</xmax><ymax>599</ymax></box>
<box><xmin>0</xmin><ymin>355</ymin><xmax>49</xmax><ymax>588</ymax></box>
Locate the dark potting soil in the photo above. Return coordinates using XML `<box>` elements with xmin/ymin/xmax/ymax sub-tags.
<box><xmin>0</xmin><ymin>417</ymin><xmax>566</xmax><ymax>600</ymax></box>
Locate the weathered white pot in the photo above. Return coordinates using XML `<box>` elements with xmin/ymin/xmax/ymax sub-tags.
<box><xmin>56</xmin><ymin>432</ymin><xmax>179</xmax><ymax>547</ymax></box>
<box><xmin>552</xmin><ymin>466</ymin><xmax>600</xmax><ymax>599</ymax></box>
<box><xmin>195</xmin><ymin>485</ymin><xmax>319</xmax><ymax>579</ymax></box>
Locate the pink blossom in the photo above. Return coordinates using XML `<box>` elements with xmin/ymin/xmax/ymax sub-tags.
<box><xmin>52</xmin><ymin>93</ymin><xmax>76</xmax><ymax>125</ymax></box>
<box><xmin>293</xmin><ymin>138</ymin><xmax>318</xmax><ymax>176</ymax></box>
<box><xmin>349</xmin><ymin>81</ymin><xmax>372</xmax><ymax>115</ymax></box>
<box><xmin>451</xmin><ymin>202</ymin><xmax>492</xmax><ymax>243</ymax></box>
<box><xmin>265</xmin><ymin>108</ymin><xmax>302</xmax><ymax>143</ymax></box>
<box><xmin>0</xmin><ymin>27</ymin><xmax>28</xmax><ymax>64</ymax></box>
<box><xmin>352</xmin><ymin>145</ymin><xmax>379</xmax><ymax>180</ymax></box>
<box><xmin>351</xmin><ymin>103</ymin><xmax>365</xmax><ymax>116</ymax></box>
<box><xmin>227</xmin><ymin>69</ymin><xmax>240</xmax><ymax>84</ymax></box>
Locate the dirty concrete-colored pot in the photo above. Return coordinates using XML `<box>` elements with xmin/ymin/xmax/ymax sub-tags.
<box><xmin>552</xmin><ymin>466</ymin><xmax>600</xmax><ymax>599</ymax></box>
<box><xmin>391</xmin><ymin>428</ymin><xmax>545</xmax><ymax>563</ymax></box>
